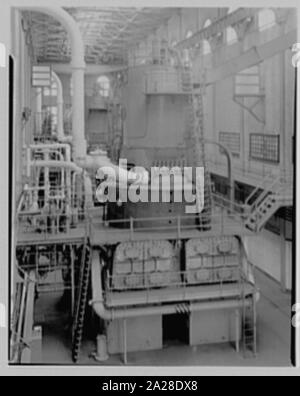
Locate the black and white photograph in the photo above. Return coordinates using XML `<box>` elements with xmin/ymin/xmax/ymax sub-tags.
<box><xmin>0</xmin><ymin>0</ymin><xmax>299</xmax><ymax>377</ymax></box>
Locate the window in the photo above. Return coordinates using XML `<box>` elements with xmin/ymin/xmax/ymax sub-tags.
<box><xmin>204</xmin><ymin>19</ymin><xmax>212</xmax><ymax>28</ymax></box>
<box><xmin>186</xmin><ymin>30</ymin><xmax>193</xmax><ymax>39</ymax></box>
<box><xmin>249</xmin><ymin>134</ymin><xmax>280</xmax><ymax>163</ymax></box>
<box><xmin>43</xmin><ymin>81</ymin><xmax>57</xmax><ymax>97</ymax></box>
<box><xmin>0</xmin><ymin>42</ymin><xmax>6</xmax><ymax>68</ymax></box>
<box><xmin>219</xmin><ymin>132</ymin><xmax>241</xmax><ymax>157</ymax></box>
<box><xmin>203</xmin><ymin>40</ymin><xmax>211</xmax><ymax>55</ymax></box>
<box><xmin>258</xmin><ymin>9</ymin><xmax>276</xmax><ymax>31</ymax></box>
<box><xmin>235</xmin><ymin>66</ymin><xmax>261</xmax><ymax>96</ymax></box>
<box><xmin>227</xmin><ymin>7</ymin><xmax>239</xmax><ymax>14</ymax></box>
<box><xmin>70</xmin><ymin>77</ymin><xmax>73</xmax><ymax>97</ymax></box>
<box><xmin>226</xmin><ymin>26</ymin><xmax>238</xmax><ymax>44</ymax></box>
<box><xmin>96</xmin><ymin>75</ymin><xmax>110</xmax><ymax>98</ymax></box>
<box><xmin>41</xmin><ymin>106</ymin><xmax>57</xmax><ymax>135</ymax></box>
<box><xmin>203</xmin><ymin>19</ymin><xmax>212</xmax><ymax>55</ymax></box>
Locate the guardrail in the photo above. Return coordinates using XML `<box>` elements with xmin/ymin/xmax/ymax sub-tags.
<box><xmin>89</xmin><ymin>206</ymin><xmax>247</xmax><ymax>240</ymax></box>
<box><xmin>106</xmin><ymin>266</ymin><xmax>243</xmax><ymax>293</ymax></box>
<box><xmin>16</xmin><ymin>187</ymin><xmax>254</xmax><ymax>242</ymax></box>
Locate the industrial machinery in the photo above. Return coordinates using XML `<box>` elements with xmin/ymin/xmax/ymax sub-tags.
<box><xmin>14</xmin><ymin>38</ymin><xmax>258</xmax><ymax>364</ymax></box>
<box><xmin>87</xmin><ymin>43</ymin><xmax>258</xmax><ymax>363</ymax></box>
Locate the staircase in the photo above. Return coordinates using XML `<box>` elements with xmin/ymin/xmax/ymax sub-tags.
<box><xmin>181</xmin><ymin>60</ymin><xmax>212</xmax><ymax>228</ymax></box>
<box><xmin>10</xmin><ymin>271</ymin><xmax>36</xmax><ymax>363</ymax></box>
<box><xmin>71</xmin><ymin>238</ymin><xmax>92</xmax><ymax>363</ymax></box>
<box><xmin>245</xmin><ymin>174</ymin><xmax>293</xmax><ymax>232</ymax></box>
<box><xmin>242</xmin><ymin>291</ymin><xmax>257</xmax><ymax>357</ymax></box>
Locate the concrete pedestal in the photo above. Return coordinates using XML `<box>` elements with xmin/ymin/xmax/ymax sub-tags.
<box><xmin>107</xmin><ymin>315</ymin><xmax>162</xmax><ymax>354</ymax></box>
<box><xmin>189</xmin><ymin>309</ymin><xmax>239</xmax><ymax>346</ymax></box>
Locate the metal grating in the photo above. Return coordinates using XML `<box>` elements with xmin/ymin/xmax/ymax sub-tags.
<box><xmin>219</xmin><ymin>132</ymin><xmax>241</xmax><ymax>157</ymax></box>
<box><xmin>249</xmin><ymin>134</ymin><xmax>280</xmax><ymax>163</ymax></box>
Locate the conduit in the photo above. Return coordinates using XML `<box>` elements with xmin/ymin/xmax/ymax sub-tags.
<box><xmin>90</xmin><ymin>250</ymin><xmax>252</xmax><ymax>321</ymax></box>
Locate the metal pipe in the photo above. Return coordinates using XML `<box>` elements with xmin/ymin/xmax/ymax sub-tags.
<box><xmin>51</xmin><ymin>72</ymin><xmax>64</xmax><ymax>141</ymax></box>
<box><xmin>19</xmin><ymin>7</ymin><xmax>86</xmax><ymax>159</ymax></box>
<box><xmin>31</xmin><ymin>160</ymin><xmax>83</xmax><ymax>174</ymax></box>
<box><xmin>204</xmin><ymin>139</ymin><xmax>234</xmax><ymax>204</ymax></box>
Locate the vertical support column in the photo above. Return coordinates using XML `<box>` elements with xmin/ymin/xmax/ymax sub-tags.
<box><xmin>72</xmin><ymin>66</ymin><xmax>86</xmax><ymax>160</ymax></box>
<box><xmin>240</xmin><ymin>97</ymin><xmax>246</xmax><ymax>174</ymax></box>
<box><xmin>123</xmin><ymin>318</ymin><xmax>127</xmax><ymax>365</ymax></box>
<box><xmin>35</xmin><ymin>87</ymin><xmax>42</xmax><ymax>137</ymax></box>
<box><xmin>235</xmin><ymin>308</ymin><xmax>240</xmax><ymax>353</ymax></box>
<box><xmin>71</xmin><ymin>245</ymin><xmax>75</xmax><ymax>313</ymax></box>
<box><xmin>44</xmin><ymin>151</ymin><xmax>49</xmax><ymax>203</ymax></box>
<box><xmin>278</xmin><ymin>22</ymin><xmax>287</xmax><ymax>182</ymax></box>
<box><xmin>280</xmin><ymin>217</ymin><xmax>287</xmax><ymax>292</ymax></box>
<box><xmin>252</xmin><ymin>292</ymin><xmax>257</xmax><ymax>356</ymax></box>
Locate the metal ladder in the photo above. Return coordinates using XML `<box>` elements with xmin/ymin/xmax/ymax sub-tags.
<box><xmin>71</xmin><ymin>238</ymin><xmax>92</xmax><ymax>363</ymax></box>
<box><xmin>241</xmin><ymin>290</ymin><xmax>257</xmax><ymax>357</ymax></box>
<box><xmin>181</xmin><ymin>61</ymin><xmax>212</xmax><ymax>227</ymax></box>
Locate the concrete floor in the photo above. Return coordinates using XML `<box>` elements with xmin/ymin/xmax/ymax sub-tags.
<box><xmin>33</xmin><ymin>267</ymin><xmax>292</xmax><ymax>367</ymax></box>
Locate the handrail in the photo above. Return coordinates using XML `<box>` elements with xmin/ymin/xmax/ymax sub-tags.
<box><xmin>248</xmin><ymin>175</ymin><xmax>283</xmax><ymax>213</ymax></box>
<box><xmin>107</xmin><ymin>266</ymin><xmax>242</xmax><ymax>293</ymax></box>
<box><xmin>245</xmin><ymin>172</ymin><xmax>275</xmax><ymax>206</ymax></box>
<box><xmin>211</xmin><ymin>192</ymin><xmax>245</xmax><ymax>213</ymax></box>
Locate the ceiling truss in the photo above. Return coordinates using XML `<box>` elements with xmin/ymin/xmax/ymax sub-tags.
<box><xmin>22</xmin><ymin>7</ymin><xmax>177</xmax><ymax>65</ymax></box>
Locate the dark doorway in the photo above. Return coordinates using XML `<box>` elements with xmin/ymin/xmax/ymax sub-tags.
<box><xmin>162</xmin><ymin>313</ymin><xmax>189</xmax><ymax>346</ymax></box>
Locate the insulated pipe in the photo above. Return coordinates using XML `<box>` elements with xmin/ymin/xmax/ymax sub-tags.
<box><xmin>90</xmin><ymin>251</ymin><xmax>252</xmax><ymax>321</ymax></box>
<box><xmin>20</xmin><ymin>7</ymin><xmax>86</xmax><ymax>159</ymax></box>
<box><xmin>52</xmin><ymin>71</ymin><xmax>64</xmax><ymax>141</ymax></box>
<box><xmin>31</xmin><ymin>160</ymin><xmax>83</xmax><ymax>174</ymax></box>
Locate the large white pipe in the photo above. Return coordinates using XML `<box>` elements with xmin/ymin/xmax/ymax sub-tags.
<box><xmin>20</xmin><ymin>7</ymin><xmax>86</xmax><ymax>159</ymax></box>
<box><xmin>52</xmin><ymin>71</ymin><xmax>64</xmax><ymax>141</ymax></box>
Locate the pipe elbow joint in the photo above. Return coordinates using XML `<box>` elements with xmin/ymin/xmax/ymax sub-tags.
<box><xmin>91</xmin><ymin>301</ymin><xmax>113</xmax><ymax>321</ymax></box>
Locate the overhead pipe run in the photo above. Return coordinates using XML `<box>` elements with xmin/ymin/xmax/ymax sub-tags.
<box><xmin>20</xmin><ymin>7</ymin><xmax>155</xmax><ymax>193</ymax></box>
<box><xmin>20</xmin><ymin>6</ymin><xmax>86</xmax><ymax>159</ymax></box>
